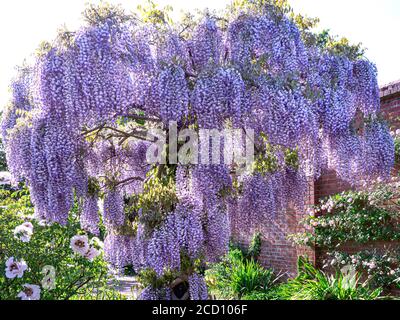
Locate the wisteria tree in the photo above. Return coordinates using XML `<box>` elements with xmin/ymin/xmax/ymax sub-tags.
<box><xmin>1</xmin><ymin>0</ymin><xmax>394</xmax><ymax>300</ymax></box>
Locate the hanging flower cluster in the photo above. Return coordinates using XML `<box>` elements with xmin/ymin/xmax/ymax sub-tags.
<box><xmin>191</xmin><ymin>67</ymin><xmax>246</xmax><ymax>129</ymax></box>
<box><xmin>104</xmin><ymin>233</ymin><xmax>135</xmax><ymax>271</ymax></box>
<box><xmin>80</xmin><ymin>195</ymin><xmax>100</xmax><ymax>236</ymax></box>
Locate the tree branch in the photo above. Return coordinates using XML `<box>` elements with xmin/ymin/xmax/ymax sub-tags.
<box><xmin>117</xmin><ymin>113</ymin><xmax>162</xmax><ymax>123</ymax></box>
<box><xmin>103</xmin><ymin>126</ymin><xmax>156</xmax><ymax>142</ymax></box>
<box><xmin>82</xmin><ymin>123</ymin><xmax>106</xmax><ymax>136</ymax></box>
<box><xmin>114</xmin><ymin>176</ymin><xmax>144</xmax><ymax>187</ymax></box>
<box><xmin>99</xmin><ymin>175</ymin><xmax>144</xmax><ymax>189</ymax></box>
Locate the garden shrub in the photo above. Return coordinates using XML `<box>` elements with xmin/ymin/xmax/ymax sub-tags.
<box><xmin>0</xmin><ymin>188</ymin><xmax>124</xmax><ymax>300</ymax></box>
<box><xmin>205</xmin><ymin>246</ymin><xmax>279</xmax><ymax>299</ymax></box>
<box><xmin>275</xmin><ymin>257</ymin><xmax>383</xmax><ymax>300</ymax></box>
<box><xmin>323</xmin><ymin>249</ymin><xmax>400</xmax><ymax>290</ymax></box>
<box><xmin>241</xmin><ymin>291</ymin><xmax>274</xmax><ymax>300</ymax></box>
<box><xmin>290</xmin><ymin>185</ymin><xmax>400</xmax><ymax>248</ymax></box>
<box><xmin>391</xmin><ymin>128</ymin><xmax>400</xmax><ymax>165</ymax></box>
<box><xmin>289</xmin><ymin>183</ymin><xmax>400</xmax><ymax>291</ymax></box>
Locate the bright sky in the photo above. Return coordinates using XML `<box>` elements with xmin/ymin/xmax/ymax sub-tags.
<box><xmin>0</xmin><ymin>0</ymin><xmax>399</xmax><ymax>108</ymax></box>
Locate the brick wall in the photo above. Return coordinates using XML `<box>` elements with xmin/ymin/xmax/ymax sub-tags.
<box><xmin>381</xmin><ymin>80</ymin><xmax>400</xmax><ymax>127</ymax></box>
<box><xmin>233</xmin><ymin>79</ymin><xmax>400</xmax><ymax>277</ymax></box>
<box><xmin>233</xmin><ymin>178</ymin><xmax>316</xmax><ymax>278</ymax></box>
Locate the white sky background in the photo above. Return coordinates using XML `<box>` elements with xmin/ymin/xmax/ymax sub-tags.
<box><xmin>0</xmin><ymin>0</ymin><xmax>399</xmax><ymax>108</ymax></box>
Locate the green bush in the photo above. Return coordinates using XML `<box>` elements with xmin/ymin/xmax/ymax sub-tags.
<box><xmin>230</xmin><ymin>259</ymin><xmax>276</xmax><ymax>297</ymax></box>
<box><xmin>205</xmin><ymin>248</ymin><xmax>278</xmax><ymax>299</ymax></box>
<box><xmin>275</xmin><ymin>257</ymin><xmax>383</xmax><ymax>300</ymax></box>
<box><xmin>0</xmin><ymin>188</ymin><xmax>124</xmax><ymax>300</ymax></box>
<box><xmin>246</xmin><ymin>232</ymin><xmax>262</xmax><ymax>261</ymax></box>
<box><xmin>241</xmin><ymin>291</ymin><xmax>274</xmax><ymax>300</ymax></box>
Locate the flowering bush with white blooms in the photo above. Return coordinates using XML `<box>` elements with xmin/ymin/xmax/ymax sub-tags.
<box><xmin>70</xmin><ymin>234</ymin><xmax>101</xmax><ymax>261</ymax></box>
<box><xmin>289</xmin><ymin>183</ymin><xmax>400</xmax><ymax>248</ymax></box>
<box><xmin>390</xmin><ymin>127</ymin><xmax>400</xmax><ymax>165</ymax></box>
<box><xmin>0</xmin><ymin>188</ymin><xmax>123</xmax><ymax>300</ymax></box>
<box><xmin>70</xmin><ymin>235</ymin><xmax>90</xmax><ymax>256</ymax></box>
<box><xmin>13</xmin><ymin>222</ymin><xmax>34</xmax><ymax>242</ymax></box>
<box><xmin>17</xmin><ymin>284</ymin><xmax>41</xmax><ymax>300</ymax></box>
<box><xmin>322</xmin><ymin>249</ymin><xmax>400</xmax><ymax>289</ymax></box>
<box><xmin>290</xmin><ymin>181</ymin><xmax>400</xmax><ymax>290</ymax></box>
<box><xmin>5</xmin><ymin>257</ymin><xmax>28</xmax><ymax>279</ymax></box>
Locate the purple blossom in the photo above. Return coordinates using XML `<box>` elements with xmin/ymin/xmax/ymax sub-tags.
<box><xmin>80</xmin><ymin>195</ymin><xmax>100</xmax><ymax>235</ymax></box>
<box><xmin>0</xmin><ymin>5</ymin><xmax>395</xmax><ymax>302</ymax></box>
<box><xmin>104</xmin><ymin>233</ymin><xmax>135</xmax><ymax>269</ymax></box>
<box><xmin>188</xmin><ymin>17</ymin><xmax>222</xmax><ymax>72</ymax></box>
<box><xmin>103</xmin><ymin>190</ymin><xmax>125</xmax><ymax>228</ymax></box>
<box><xmin>188</xmin><ymin>273</ymin><xmax>208</xmax><ymax>300</ymax></box>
